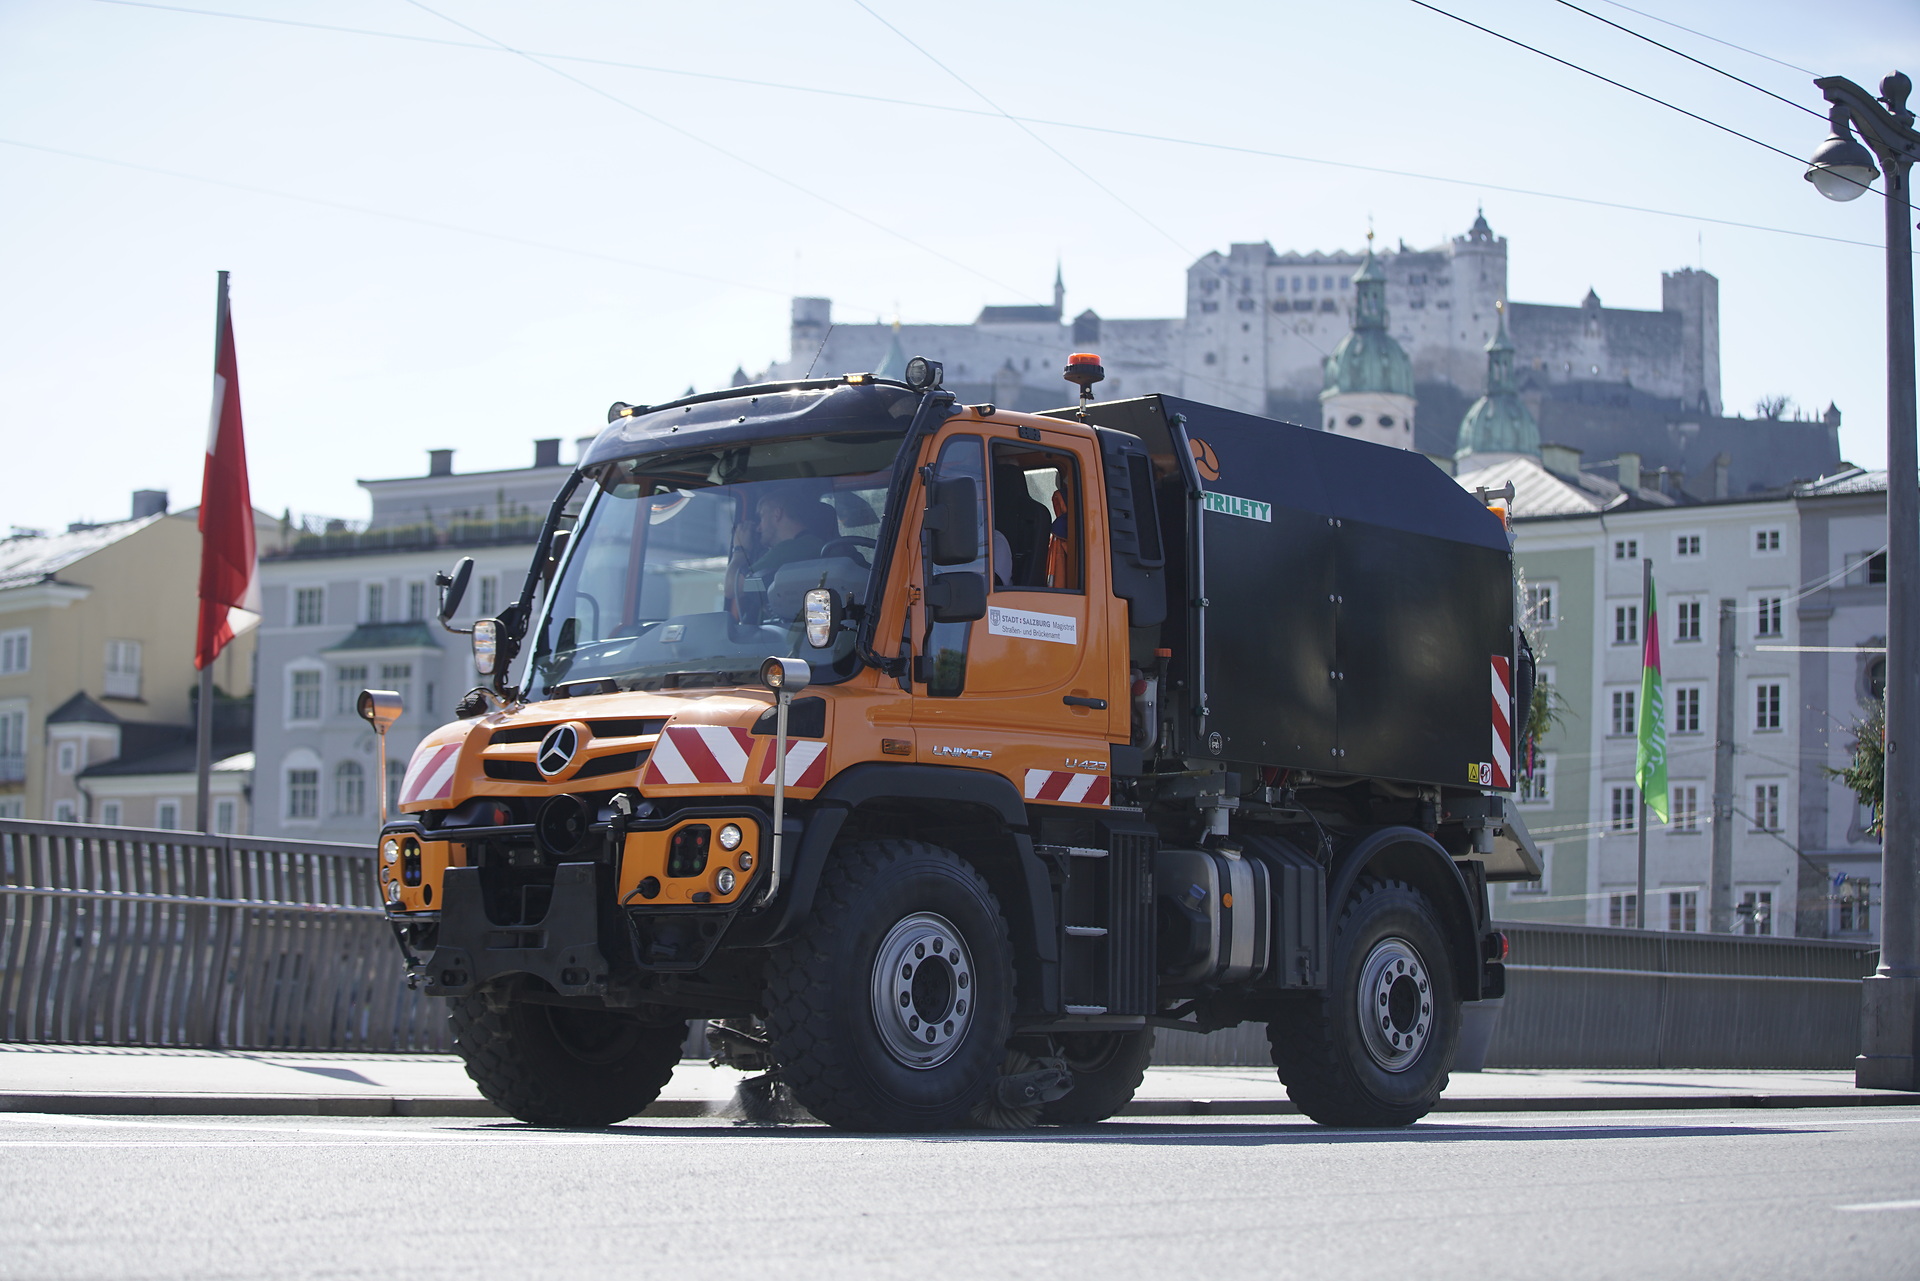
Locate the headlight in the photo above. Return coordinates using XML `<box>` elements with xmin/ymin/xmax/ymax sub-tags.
<box><xmin>386</xmin><ymin>880</ymin><xmax>403</xmax><ymax>904</ymax></box>
<box><xmin>382</xmin><ymin>839</ymin><xmax>400</xmax><ymax>864</ymax></box>
<box><xmin>738</xmin><ymin>851</ymin><xmax>755</xmax><ymax>871</ymax></box>
<box><xmin>718</xmin><ymin>823</ymin><xmax>743</xmax><ymax>851</ymax></box>
<box><xmin>472</xmin><ymin>618</ymin><xmax>498</xmax><ymax>675</ymax></box>
<box><xmin>715</xmin><ymin>867</ymin><xmax>737</xmax><ymax>894</ymax></box>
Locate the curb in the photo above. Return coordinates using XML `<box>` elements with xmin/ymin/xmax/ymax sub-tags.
<box><xmin>2</xmin><ymin>1091</ymin><xmax>1913</xmax><ymax>1118</ymax></box>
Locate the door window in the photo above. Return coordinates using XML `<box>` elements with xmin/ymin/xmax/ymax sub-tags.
<box><xmin>990</xmin><ymin>443</ymin><xmax>1081</xmax><ymax>592</ymax></box>
<box><xmin>923</xmin><ymin>435</ymin><xmax>987</xmax><ymax>698</ymax></box>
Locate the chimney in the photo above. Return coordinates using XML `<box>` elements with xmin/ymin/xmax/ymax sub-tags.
<box><xmin>130</xmin><ymin>489</ymin><xmax>169</xmax><ymax>520</ymax></box>
<box><xmin>1616</xmin><ymin>451</ymin><xmax>1641</xmax><ymax>493</ymax></box>
<box><xmin>428</xmin><ymin>449</ymin><xmax>454</xmax><ymax>477</ymax></box>
<box><xmin>534</xmin><ymin>438</ymin><xmax>561</xmax><ymax>468</ymax></box>
<box><xmin>1539</xmin><ymin>443</ymin><xmax>1582</xmax><ymax>477</ymax></box>
<box><xmin>1712</xmin><ymin>452</ymin><xmax>1731</xmax><ymax>500</ymax></box>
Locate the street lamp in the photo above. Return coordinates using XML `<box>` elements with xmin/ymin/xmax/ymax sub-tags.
<box><xmin>1807</xmin><ymin>72</ymin><xmax>1920</xmax><ymax>1093</ymax></box>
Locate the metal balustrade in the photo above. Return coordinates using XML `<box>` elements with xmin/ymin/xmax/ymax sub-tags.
<box><xmin>0</xmin><ymin>819</ymin><xmax>446</xmax><ymax>1051</ymax></box>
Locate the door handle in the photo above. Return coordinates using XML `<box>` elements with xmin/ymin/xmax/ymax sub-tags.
<box><xmin>1062</xmin><ymin>696</ymin><xmax>1107</xmax><ymax>710</ymax></box>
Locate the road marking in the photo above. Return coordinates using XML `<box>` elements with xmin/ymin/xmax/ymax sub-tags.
<box><xmin>1836</xmin><ymin>1198</ymin><xmax>1920</xmax><ymax>1212</ymax></box>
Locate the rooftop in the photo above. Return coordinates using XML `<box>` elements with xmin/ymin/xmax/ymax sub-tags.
<box><xmin>0</xmin><ymin>515</ymin><xmax>162</xmax><ymax>592</ymax></box>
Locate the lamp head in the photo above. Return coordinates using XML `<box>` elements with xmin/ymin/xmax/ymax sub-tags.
<box><xmin>1805</xmin><ymin>105</ymin><xmax>1879</xmax><ymax>202</ymax></box>
<box><xmin>356</xmin><ymin>688</ymin><xmax>403</xmax><ymax>733</ymax></box>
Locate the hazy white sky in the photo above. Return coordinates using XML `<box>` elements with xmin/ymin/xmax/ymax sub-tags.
<box><xmin>2</xmin><ymin>0</ymin><xmax>1915</xmax><ymax>533</ymax></box>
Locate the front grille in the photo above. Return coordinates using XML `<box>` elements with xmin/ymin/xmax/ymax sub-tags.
<box><xmin>483</xmin><ymin>760</ymin><xmax>543</xmax><ymax>782</ymax></box>
<box><xmin>589</xmin><ymin>718</ymin><xmax>668</xmax><ymax>738</ymax></box>
<box><xmin>575</xmin><ymin>750</ymin><xmax>646</xmax><ymax>780</ymax></box>
<box><xmin>489</xmin><ymin>725</ymin><xmax>550</xmax><ymax>746</ymax></box>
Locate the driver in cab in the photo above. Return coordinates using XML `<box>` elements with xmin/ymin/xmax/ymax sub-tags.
<box><xmin>726</xmin><ymin>486</ymin><xmax>838</xmax><ymax>620</ymax></box>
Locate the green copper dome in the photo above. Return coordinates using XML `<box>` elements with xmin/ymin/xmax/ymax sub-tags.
<box><xmin>1321</xmin><ymin>250</ymin><xmax>1414</xmax><ymax>398</ymax></box>
<box><xmin>1455</xmin><ymin>313</ymin><xmax>1540</xmax><ymax>458</ymax></box>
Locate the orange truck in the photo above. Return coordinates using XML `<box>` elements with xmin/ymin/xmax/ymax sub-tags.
<box><xmin>367</xmin><ymin>354</ymin><xmax>1541</xmax><ymax>1131</ymax></box>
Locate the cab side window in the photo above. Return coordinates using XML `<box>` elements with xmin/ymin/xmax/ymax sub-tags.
<box><xmin>990</xmin><ymin>443</ymin><xmax>1081</xmax><ymax>592</ymax></box>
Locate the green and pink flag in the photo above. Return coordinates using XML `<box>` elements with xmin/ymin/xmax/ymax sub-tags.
<box><xmin>1636</xmin><ymin>574</ymin><xmax>1669</xmax><ymax>823</ymax></box>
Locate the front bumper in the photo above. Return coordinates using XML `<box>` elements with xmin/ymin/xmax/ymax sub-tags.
<box><xmin>421</xmin><ymin>862</ymin><xmax>610</xmax><ymax>998</ymax></box>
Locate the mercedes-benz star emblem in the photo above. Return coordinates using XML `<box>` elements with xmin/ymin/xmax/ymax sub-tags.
<box><xmin>537</xmin><ymin>724</ymin><xmax>579</xmax><ymax>778</ymax></box>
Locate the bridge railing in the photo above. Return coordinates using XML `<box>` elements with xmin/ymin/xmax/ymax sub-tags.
<box><xmin>0</xmin><ymin>818</ymin><xmax>447</xmax><ymax>1051</ymax></box>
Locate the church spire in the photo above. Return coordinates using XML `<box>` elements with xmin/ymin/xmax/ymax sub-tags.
<box><xmin>1454</xmin><ymin>301</ymin><xmax>1539</xmax><ymax>460</ymax></box>
<box><xmin>1053</xmin><ymin>260</ymin><xmax>1065</xmax><ymax>319</ymax></box>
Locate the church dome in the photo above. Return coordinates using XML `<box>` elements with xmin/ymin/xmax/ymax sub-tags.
<box><xmin>1455</xmin><ymin>309</ymin><xmax>1540</xmax><ymax>459</ymax></box>
<box><xmin>1321</xmin><ymin>250</ymin><xmax>1414</xmax><ymax>398</ymax></box>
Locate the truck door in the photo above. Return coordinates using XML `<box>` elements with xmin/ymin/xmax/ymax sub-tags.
<box><xmin>912</xmin><ymin>423</ymin><xmax>1124</xmax><ymax>804</ymax></box>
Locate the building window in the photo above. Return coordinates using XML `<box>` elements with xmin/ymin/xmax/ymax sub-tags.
<box><xmin>333</xmin><ymin>760</ymin><xmax>365</xmax><ymax>817</ymax></box>
<box><xmin>1675</xmin><ymin>599</ymin><xmax>1701</xmax><ymax>642</ymax></box>
<box><xmin>100</xmin><ymin>800</ymin><xmax>122</xmax><ymax>825</ymax></box>
<box><xmin>1754</xmin><ymin>683</ymin><xmax>1782</xmax><ymax>731</ymax></box>
<box><xmin>155</xmin><ymin>800</ymin><xmax>180</xmax><ymax>831</ymax></box>
<box><xmin>290</xmin><ymin>668</ymin><xmax>322</xmax><ymax>722</ymax></box>
<box><xmin>1753</xmin><ymin>528</ymin><xmax>1782</xmax><ymax>554</ymax></box>
<box><xmin>1609</xmin><ymin>784</ymin><xmax>1638</xmax><ymax>831</ymax></box>
<box><xmin>0</xmin><ymin>628</ymin><xmax>29</xmax><ymax>674</ymax></box>
<box><xmin>1667</xmin><ymin>890</ymin><xmax>1699</xmax><ymax>932</ymax></box>
<box><xmin>381</xmin><ymin>663</ymin><xmax>413</xmax><ymax>708</ymax></box>
<box><xmin>478</xmin><ymin>575</ymin><xmax>499</xmax><ymax>617</ymax></box>
<box><xmin>1672</xmin><ymin>785</ymin><xmax>1700</xmax><ymax>832</ymax></box>
<box><xmin>386</xmin><ymin>759</ymin><xmax>404</xmax><ymax>812</ymax></box>
<box><xmin>214</xmin><ymin>799</ymin><xmax>237</xmax><ymax>833</ymax></box>
<box><xmin>365</xmin><ymin>582</ymin><xmax>386</xmax><ymax>624</ymax></box>
<box><xmin>407</xmin><ymin>581</ymin><xmax>427</xmax><ymax>621</ymax></box>
<box><xmin>1752</xmin><ymin>782</ymin><xmax>1781</xmax><ymax>832</ymax></box>
<box><xmin>1610</xmin><ymin>689</ymin><xmax>1636</xmax><ymax>737</ymax></box>
<box><xmin>1518</xmin><ymin>753</ymin><xmax>1552</xmax><ymax>805</ymax></box>
<box><xmin>1673</xmin><ymin>687</ymin><xmax>1701</xmax><ymax>734</ymax></box>
<box><xmin>1753</xmin><ymin>596</ymin><xmax>1783</xmax><ymax>638</ymax></box>
<box><xmin>57</xmin><ymin>742</ymin><xmax>78</xmax><ymax>774</ymax></box>
<box><xmin>1608</xmin><ymin>892</ymin><xmax>1640</xmax><ymax>929</ymax></box>
<box><xmin>104</xmin><ymin>639</ymin><xmax>142</xmax><ymax>699</ymax></box>
<box><xmin>1524</xmin><ymin>582</ymin><xmax>1556</xmax><ymax>629</ymax></box>
<box><xmin>0</xmin><ymin>708</ymin><xmax>24</xmax><ymax>777</ymax></box>
<box><xmin>1675</xmin><ymin>534</ymin><xmax>1701</xmax><ymax>558</ymax></box>
<box><xmin>1837</xmin><ymin>877</ymin><xmax>1872</xmax><ymax>933</ymax></box>
<box><xmin>1613</xmin><ymin>538</ymin><xmax>1638</xmax><ymax>560</ymax></box>
<box><xmin>335</xmin><ymin>665</ymin><xmax>368</xmax><ymax>715</ymax></box>
<box><xmin>1739</xmin><ymin>889</ymin><xmax>1774</xmax><ymax>936</ymax></box>
<box><xmin>287</xmin><ymin>768</ymin><xmax>319</xmax><ymax>820</ymax></box>
<box><xmin>1846</xmin><ymin>551</ymin><xmax>1888</xmax><ymax>585</ymax></box>
<box><xmin>53</xmin><ymin>799</ymin><xmax>76</xmax><ymax>822</ymax></box>
<box><xmin>294</xmin><ymin>587</ymin><xmax>325</xmax><ymax>627</ymax></box>
<box><xmin>1614</xmin><ymin>605</ymin><xmax>1638</xmax><ymax>645</ymax></box>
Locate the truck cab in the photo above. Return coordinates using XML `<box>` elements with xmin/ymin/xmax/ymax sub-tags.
<box><xmin>372</xmin><ymin>358</ymin><xmax>1537</xmax><ymax>1131</ymax></box>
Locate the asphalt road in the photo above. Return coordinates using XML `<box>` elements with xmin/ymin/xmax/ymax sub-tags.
<box><xmin>1</xmin><ymin>1107</ymin><xmax>1916</xmax><ymax>1280</ymax></box>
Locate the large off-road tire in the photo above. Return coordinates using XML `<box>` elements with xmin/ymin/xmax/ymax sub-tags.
<box><xmin>1267</xmin><ymin>878</ymin><xmax>1459</xmax><ymax>1127</ymax></box>
<box><xmin>1037</xmin><ymin>1029</ymin><xmax>1156</xmax><ymax>1125</ymax></box>
<box><xmin>450</xmin><ymin>989</ymin><xmax>686</xmax><ymax>1127</ymax></box>
<box><xmin>764</xmin><ymin>839</ymin><xmax>1014</xmax><ymax>1132</ymax></box>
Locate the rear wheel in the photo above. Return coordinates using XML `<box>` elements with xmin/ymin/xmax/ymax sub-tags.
<box><xmin>764</xmin><ymin>839</ymin><xmax>1013</xmax><ymax>1131</ymax></box>
<box><xmin>1267</xmin><ymin>878</ymin><xmax>1459</xmax><ymax>1127</ymax></box>
<box><xmin>451</xmin><ymin>988</ymin><xmax>685</xmax><ymax>1127</ymax></box>
<box><xmin>1037</xmin><ymin>1029</ymin><xmax>1155</xmax><ymax>1125</ymax></box>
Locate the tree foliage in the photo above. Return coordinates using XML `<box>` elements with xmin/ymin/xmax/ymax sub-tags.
<box><xmin>1826</xmin><ymin>697</ymin><xmax>1884</xmax><ymax>836</ymax></box>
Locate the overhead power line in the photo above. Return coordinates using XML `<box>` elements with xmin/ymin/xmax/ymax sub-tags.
<box><xmin>1552</xmin><ymin>0</ymin><xmax>1824</xmax><ymax>120</ymax></box>
<box><xmin>91</xmin><ymin>0</ymin><xmax>1890</xmax><ymax>252</ymax></box>
<box><xmin>1589</xmin><ymin>0</ymin><xmax>1817</xmax><ymax>78</ymax></box>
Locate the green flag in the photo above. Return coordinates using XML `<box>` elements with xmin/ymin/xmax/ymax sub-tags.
<box><xmin>1637</xmin><ymin>573</ymin><xmax>1669</xmax><ymax>823</ymax></box>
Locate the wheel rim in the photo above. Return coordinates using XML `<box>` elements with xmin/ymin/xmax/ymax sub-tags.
<box><xmin>870</xmin><ymin>911</ymin><xmax>975</xmax><ymax>1069</ymax></box>
<box><xmin>1356</xmin><ymin>936</ymin><xmax>1434</xmax><ymax>1073</ymax></box>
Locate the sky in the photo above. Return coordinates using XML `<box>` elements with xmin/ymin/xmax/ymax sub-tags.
<box><xmin>2</xmin><ymin>0</ymin><xmax>1916</xmax><ymax>534</ymax></box>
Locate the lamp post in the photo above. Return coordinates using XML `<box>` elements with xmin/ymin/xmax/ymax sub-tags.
<box><xmin>1807</xmin><ymin>72</ymin><xmax>1920</xmax><ymax>1092</ymax></box>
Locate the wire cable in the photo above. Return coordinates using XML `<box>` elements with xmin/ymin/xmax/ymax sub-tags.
<box><xmin>398</xmin><ymin>0</ymin><xmax>1041</xmax><ymax>303</ymax></box>
<box><xmin>1552</xmin><ymin>0</ymin><xmax>1823</xmax><ymax>119</ymax></box>
<box><xmin>1406</xmin><ymin>0</ymin><xmax>1851</xmax><ymax>178</ymax></box>
<box><xmin>86</xmin><ymin>0</ymin><xmax>1892</xmax><ymax>253</ymax></box>
<box><xmin>1589</xmin><ymin>0</ymin><xmax>1817</xmax><ymax>78</ymax></box>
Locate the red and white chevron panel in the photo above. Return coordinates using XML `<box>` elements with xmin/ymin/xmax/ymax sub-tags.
<box><xmin>1023</xmin><ymin>769</ymin><xmax>1111</xmax><ymax>805</ymax></box>
<box><xmin>643</xmin><ymin>725</ymin><xmax>755</xmax><ymax>786</ymax></box>
<box><xmin>1490</xmin><ymin>654</ymin><xmax>1513</xmax><ymax>789</ymax></box>
<box><xmin>399</xmin><ymin>741</ymin><xmax>460</xmax><ymax>806</ymax></box>
<box><xmin>756</xmin><ymin>740</ymin><xmax>829</xmax><ymax>788</ymax></box>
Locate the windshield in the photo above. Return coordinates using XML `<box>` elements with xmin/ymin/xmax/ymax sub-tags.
<box><xmin>526</xmin><ymin>430</ymin><xmax>907</xmax><ymax>697</ymax></box>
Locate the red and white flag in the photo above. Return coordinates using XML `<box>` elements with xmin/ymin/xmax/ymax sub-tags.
<box><xmin>196</xmin><ymin>271</ymin><xmax>259</xmax><ymax>670</ymax></box>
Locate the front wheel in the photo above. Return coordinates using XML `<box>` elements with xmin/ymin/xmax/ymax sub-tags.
<box><xmin>450</xmin><ymin>988</ymin><xmax>685</xmax><ymax>1127</ymax></box>
<box><xmin>1267</xmin><ymin>878</ymin><xmax>1459</xmax><ymax>1127</ymax></box>
<box><xmin>763</xmin><ymin>839</ymin><xmax>1014</xmax><ymax>1131</ymax></box>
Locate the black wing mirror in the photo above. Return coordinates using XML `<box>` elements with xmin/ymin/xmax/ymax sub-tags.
<box><xmin>925</xmin><ymin>476</ymin><xmax>981</xmax><ymax>566</ymax></box>
<box><xmin>436</xmin><ymin>557</ymin><xmax>474</xmax><ymax>631</ymax></box>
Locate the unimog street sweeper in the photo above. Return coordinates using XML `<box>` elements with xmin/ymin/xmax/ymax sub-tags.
<box><xmin>363</xmin><ymin>353</ymin><xmax>1540</xmax><ymax>1131</ymax></box>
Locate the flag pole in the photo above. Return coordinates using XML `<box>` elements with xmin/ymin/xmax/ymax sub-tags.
<box><xmin>195</xmin><ymin>270</ymin><xmax>229</xmax><ymax>834</ymax></box>
<box><xmin>1636</xmin><ymin>556</ymin><xmax>1650</xmax><ymax>927</ymax></box>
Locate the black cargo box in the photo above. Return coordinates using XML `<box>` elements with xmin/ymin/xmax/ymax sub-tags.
<box><xmin>1047</xmin><ymin>395</ymin><xmax>1515</xmax><ymax>791</ymax></box>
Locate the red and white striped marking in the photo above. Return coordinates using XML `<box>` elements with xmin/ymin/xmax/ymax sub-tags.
<box><xmin>643</xmin><ymin>725</ymin><xmax>755</xmax><ymax>786</ymax></box>
<box><xmin>756</xmin><ymin>740</ymin><xmax>829</xmax><ymax>789</ymax></box>
<box><xmin>399</xmin><ymin>741</ymin><xmax>460</xmax><ymax>806</ymax></box>
<box><xmin>1490</xmin><ymin>655</ymin><xmax>1513</xmax><ymax>789</ymax></box>
<box><xmin>1023</xmin><ymin>770</ymin><xmax>1111</xmax><ymax>805</ymax></box>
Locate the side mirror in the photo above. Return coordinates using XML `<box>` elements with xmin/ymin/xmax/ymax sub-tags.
<box><xmin>472</xmin><ymin>619</ymin><xmax>499</xmax><ymax>675</ymax></box>
<box><xmin>925</xmin><ymin>476</ymin><xmax>981</xmax><ymax>566</ymax></box>
<box><xmin>436</xmin><ymin>557</ymin><xmax>474</xmax><ymax>622</ymax></box>
<box><xmin>926</xmin><ymin>572</ymin><xmax>987</xmax><ymax>623</ymax></box>
<box><xmin>803</xmin><ymin>587</ymin><xmax>843</xmax><ymax>649</ymax></box>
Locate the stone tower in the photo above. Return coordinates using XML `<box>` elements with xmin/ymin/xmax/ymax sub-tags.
<box><xmin>1320</xmin><ymin>242</ymin><xmax>1417</xmax><ymax>449</ymax></box>
<box><xmin>1455</xmin><ymin>303</ymin><xmax>1540</xmax><ymax>461</ymax></box>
